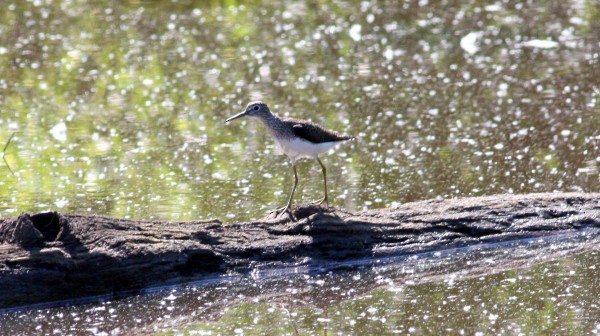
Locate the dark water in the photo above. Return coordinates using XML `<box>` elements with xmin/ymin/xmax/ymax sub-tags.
<box><xmin>1</xmin><ymin>0</ymin><xmax>599</xmax><ymax>334</ymax></box>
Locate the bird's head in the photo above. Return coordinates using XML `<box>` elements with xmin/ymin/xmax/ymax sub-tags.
<box><xmin>225</xmin><ymin>101</ymin><xmax>271</xmax><ymax>123</ymax></box>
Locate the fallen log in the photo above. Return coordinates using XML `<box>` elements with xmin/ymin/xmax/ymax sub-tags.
<box><xmin>1</xmin><ymin>192</ymin><xmax>599</xmax><ymax>308</ymax></box>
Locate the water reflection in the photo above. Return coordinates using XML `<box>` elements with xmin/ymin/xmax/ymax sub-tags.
<box><xmin>1</xmin><ymin>230</ymin><xmax>599</xmax><ymax>335</ymax></box>
<box><xmin>0</xmin><ymin>0</ymin><xmax>598</xmax><ymax>222</ymax></box>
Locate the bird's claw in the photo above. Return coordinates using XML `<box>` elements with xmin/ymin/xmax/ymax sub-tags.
<box><xmin>309</xmin><ymin>198</ymin><xmax>328</xmax><ymax>207</ymax></box>
<box><xmin>268</xmin><ymin>205</ymin><xmax>292</xmax><ymax>218</ymax></box>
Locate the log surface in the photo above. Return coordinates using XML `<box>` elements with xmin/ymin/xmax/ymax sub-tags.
<box><xmin>1</xmin><ymin>192</ymin><xmax>599</xmax><ymax>308</ymax></box>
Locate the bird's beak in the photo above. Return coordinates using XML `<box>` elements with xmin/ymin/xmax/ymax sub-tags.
<box><xmin>225</xmin><ymin>110</ymin><xmax>247</xmax><ymax>123</ymax></box>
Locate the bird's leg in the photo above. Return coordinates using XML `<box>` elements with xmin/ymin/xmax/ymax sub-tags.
<box><xmin>310</xmin><ymin>157</ymin><xmax>328</xmax><ymax>207</ymax></box>
<box><xmin>271</xmin><ymin>163</ymin><xmax>298</xmax><ymax>217</ymax></box>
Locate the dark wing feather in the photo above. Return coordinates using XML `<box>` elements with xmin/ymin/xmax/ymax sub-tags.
<box><xmin>288</xmin><ymin>119</ymin><xmax>354</xmax><ymax>144</ymax></box>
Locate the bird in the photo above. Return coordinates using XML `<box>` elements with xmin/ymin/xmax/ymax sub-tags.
<box><xmin>225</xmin><ymin>101</ymin><xmax>354</xmax><ymax>217</ymax></box>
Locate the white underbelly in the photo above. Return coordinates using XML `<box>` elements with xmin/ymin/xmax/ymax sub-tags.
<box><xmin>275</xmin><ymin>138</ymin><xmax>338</xmax><ymax>161</ymax></box>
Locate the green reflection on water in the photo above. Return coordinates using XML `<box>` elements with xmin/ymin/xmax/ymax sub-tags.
<box><xmin>0</xmin><ymin>0</ymin><xmax>599</xmax><ymax>222</ymax></box>
<box><xmin>163</xmin><ymin>250</ymin><xmax>600</xmax><ymax>335</ymax></box>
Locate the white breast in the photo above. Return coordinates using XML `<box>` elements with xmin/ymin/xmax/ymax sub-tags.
<box><xmin>275</xmin><ymin>137</ymin><xmax>338</xmax><ymax>162</ymax></box>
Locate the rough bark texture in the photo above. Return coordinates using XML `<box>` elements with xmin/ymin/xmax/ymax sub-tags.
<box><xmin>1</xmin><ymin>192</ymin><xmax>599</xmax><ymax>308</ymax></box>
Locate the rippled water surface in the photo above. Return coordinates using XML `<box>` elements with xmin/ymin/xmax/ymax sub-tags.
<box><xmin>1</xmin><ymin>0</ymin><xmax>599</xmax><ymax>334</ymax></box>
<box><xmin>0</xmin><ymin>0</ymin><xmax>598</xmax><ymax>222</ymax></box>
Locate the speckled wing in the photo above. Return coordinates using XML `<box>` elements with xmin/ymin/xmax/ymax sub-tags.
<box><xmin>290</xmin><ymin>121</ymin><xmax>354</xmax><ymax>144</ymax></box>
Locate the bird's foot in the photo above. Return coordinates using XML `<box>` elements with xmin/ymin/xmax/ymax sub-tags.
<box><xmin>268</xmin><ymin>206</ymin><xmax>285</xmax><ymax>215</ymax></box>
<box><xmin>309</xmin><ymin>197</ymin><xmax>328</xmax><ymax>207</ymax></box>
<box><xmin>268</xmin><ymin>205</ymin><xmax>294</xmax><ymax>219</ymax></box>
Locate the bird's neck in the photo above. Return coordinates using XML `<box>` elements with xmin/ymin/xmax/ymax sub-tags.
<box><xmin>257</xmin><ymin>112</ymin><xmax>282</xmax><ymax>129</ymax></box>
<box><xmin>257</xmin><ymin>113</ymin><xmax>289</xmax><ymax>138</ymax></box>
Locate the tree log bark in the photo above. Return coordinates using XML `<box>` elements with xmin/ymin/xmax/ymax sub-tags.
<box><xmin>1</xmin><ymin>192</ymin><xmax>599</xmax><ymax>308</ymax></box>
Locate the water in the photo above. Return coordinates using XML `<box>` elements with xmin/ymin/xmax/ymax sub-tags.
<box><xmin>1</xmin><ymin>0</ymin><xmax>599</xmax><ymax>334</ymax></box>
<box><xmin>0</xmin><ymin>0</ymin><xmax>598</xmax><ymax>223</ymax></box>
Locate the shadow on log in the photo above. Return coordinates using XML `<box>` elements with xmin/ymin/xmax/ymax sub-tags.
<box><xmin>1</xmin><ymin>192</ymin><xmax>599</xmax><ymax>308</ymax></box>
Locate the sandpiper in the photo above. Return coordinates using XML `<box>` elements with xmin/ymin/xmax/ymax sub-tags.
<box><xmin>225</xmin><ymin>101</ymin><xmax>354</xmax><ymax>217</ymax></box>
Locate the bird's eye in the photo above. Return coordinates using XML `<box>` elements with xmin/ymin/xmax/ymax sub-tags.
<box><xmin>253</xmin><ymin>106</ymin><xmax>259</xmax><ymax>111</ymax></box>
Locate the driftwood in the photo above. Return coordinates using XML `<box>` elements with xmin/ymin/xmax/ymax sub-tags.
<box><xmin>1</xmin><ymin>192</ymin><xmax>599</xmax><ymax>309</ymax></box>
